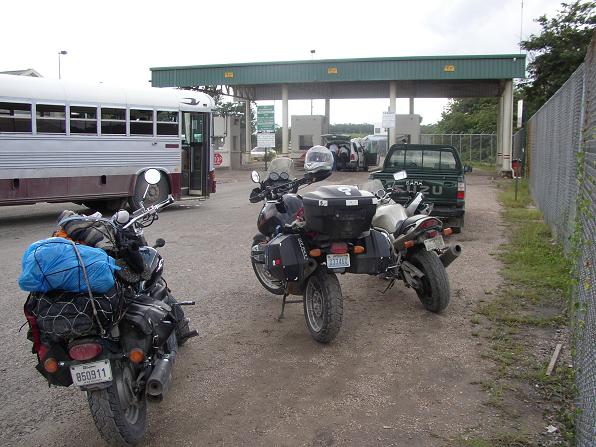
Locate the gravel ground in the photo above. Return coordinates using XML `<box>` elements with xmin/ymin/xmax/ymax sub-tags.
<box><xmin>0</xmin><ymin>169</ymin><xmax>507</xmax><ymax>446</ymax></box>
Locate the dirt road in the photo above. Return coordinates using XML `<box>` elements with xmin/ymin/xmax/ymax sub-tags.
<box><xmin>0</xmin><ymin>170</ymin><xmax>506</xmax><ymax>446</ymax></box>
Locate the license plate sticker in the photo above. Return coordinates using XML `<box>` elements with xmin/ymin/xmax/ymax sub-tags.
<box><xmin>326</xmin><ymin>253</ymin><xmax>350</xmax><ymax>269</ymax></box>
<box><xmin>424</xmin><ymin>235</ymin><xmax>446</xmax><ymax>251</ymax></box>
<box><xmin>70</xmin><ymin>360</ymin><xmax>112</xmax><ymax>386</ymax></box>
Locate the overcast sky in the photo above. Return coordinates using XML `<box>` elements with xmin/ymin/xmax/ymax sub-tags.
<box><xmin>2</xmin><ymin>0</ymin><xmax>564</xmax><ymax>125</ymax></box>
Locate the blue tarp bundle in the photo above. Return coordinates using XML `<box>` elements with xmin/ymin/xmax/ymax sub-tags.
<box><xmin>19</xmin><ymin>238</ymin><xmax>120</xmax><ymax>294</ymax></box>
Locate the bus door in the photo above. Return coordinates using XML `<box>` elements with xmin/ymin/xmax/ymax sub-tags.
<box><xmin>182</xmin><ymin>112</ymin><xmax>209</xmax><ymax>196</ymax></box>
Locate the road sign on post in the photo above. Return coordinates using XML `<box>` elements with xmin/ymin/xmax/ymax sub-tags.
<box><xmin>382</xmin><ymin>111</ymin><xmax>396</xmax><ymax>129</ymax></box>
<box><xmin>257</xmin><ymin>105</ymin><xmax>275</xmax><ymax>132</ymax></box>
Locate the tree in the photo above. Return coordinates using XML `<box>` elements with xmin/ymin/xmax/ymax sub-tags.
<box><xmin>436</xmin><ymin>98</ymin><xmax>499</xmax><ymax>134</ymax></box>
<box><xmin>521</xmin><ymin>1</ymin><xmax>596</xmax><ymax>116</ymax></box>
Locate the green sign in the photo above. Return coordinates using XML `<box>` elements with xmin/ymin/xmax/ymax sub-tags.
<box><xmin>257</xmin><ymin>105</ymin><xmax>275</xmax><ymax>132</ymax></box>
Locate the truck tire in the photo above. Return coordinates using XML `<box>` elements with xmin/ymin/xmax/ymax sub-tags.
<box><xmin>303</xmin><ymin>267</ymin><xmax>343</xmax><ymax>343</ymax></box>
<box><xmin>409</xmin><ymin>249</ymin><xmax>450</xmax><ymax>313</ymax></box>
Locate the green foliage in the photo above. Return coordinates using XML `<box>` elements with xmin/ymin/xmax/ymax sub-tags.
<box><xmin>521</xmin><ymin>1</ymin><xmax>596</xmax><ymax>116</ymax></box>
<box><xmin>329</xmin><ymin>123</ymin><xmax>374</xmax><ymax>135</ymax></box>
<box><xmin>436</xmin><ymin>98</ymin><xmax>499</xmax><ymax>134</ymax></box>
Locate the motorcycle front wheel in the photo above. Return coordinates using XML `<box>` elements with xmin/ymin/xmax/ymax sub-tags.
<box><xmin>409</xmin><ymin>249</ymin><xmax>450</xmax><ymax>313</ymax></box>
<box><xmin>251</xmin><ymin>235</ymin><xmax>285</xmax><ymax>295</ymax></box>
<box><xmin>87</xmin><ymin>361</ymin><xmax>147</xmax><ymax>446</ymax></box>
<box><xmin>303</xmin><ymin>267</ymin><xmax>343</xmax><ymax>343</ymax></box>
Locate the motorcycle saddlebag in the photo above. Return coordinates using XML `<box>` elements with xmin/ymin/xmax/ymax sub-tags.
<box><xmin>123</xmin><ymin>297</ymin><xmax>175</xmax><ymax>346</ymax></box>
<box><xmin>302</xmin><ymin>185</ymin><xmax>377</xmax><ymax>240</ymax></box>
<box><xmin>346</xmin><ymin>229</ymin><xmax>392</xmax><ymax>275</ymax></box>
<box><xmin>264</xmin><ymin>234</ymin><xmax>308</xmax><ymax>283</ymax></box>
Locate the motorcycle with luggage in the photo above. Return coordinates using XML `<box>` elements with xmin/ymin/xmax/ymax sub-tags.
<box><xmin>19</xmin><ymin>169</ymin><xmax>197</xmax><ymax>446</ymax></box>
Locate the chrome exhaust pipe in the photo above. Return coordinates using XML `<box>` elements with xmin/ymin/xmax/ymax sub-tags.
<box><xmin>146</xmin><ymin>354</ymin><xmax>174</xmax><ymax>401</ymax></box>
<box><xmin>440</xmin><ymin>244</ymin><xmax>462</xmax><ymax>268</ymax></box>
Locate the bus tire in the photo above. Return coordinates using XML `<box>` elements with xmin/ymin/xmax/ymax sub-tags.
<box><xmin>129</xmin><ymin>172</ymin><xmax>169</xmax><ymax>211</ymax></box>
<box><xmin>84</xmin><ymin>199</ymin><xmax>126</xmax><ymax>215</ymax></box>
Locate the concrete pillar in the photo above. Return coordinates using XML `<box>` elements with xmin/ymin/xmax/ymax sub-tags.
<box><xmin>409</xmin><ymin>98</ymin><xmax>414</xmax><ymax>114</ymax></box>
<box><xmin>282</xmin><ymin>84</ymin><xmax>289</xmax><ymax>154</ymax></box>
<box><xmin>500</xmin><ymin>80</ymin><xmax>514</xmax><ymax>174</ymax></box>
<box><xmin>245</xmin><ymin>100</ymin><xmax>251</xmax><ymax>164</ymax></box>
<box><xmin>389</xmin><ymin>81</ymin><xmax>397</xmax><ymax>146</ymax></box>
<box><xmin>324</xmin><ymin>98</ymin><xmax>330</xmax><ymax>133</ymax></box>
<box><xmin>496</xmin><ymin>93</ymin><xmax>503</xmax><ymax>170</ymax></box>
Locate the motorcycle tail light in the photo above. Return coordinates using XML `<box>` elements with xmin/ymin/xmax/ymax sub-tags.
<box><xmin>43</xmin><ymin>357</ymin><xmax>59</xmax><ymax>373</ymax></box>
<box><xmin>69</xmin><ymin>343</ymin><xmax>102</xmax><ymax>361</ymax></box>
<box><xmin>330</xmin><ymin>242</ymin><xmax>348</xmax><ymax>254</ymax></box>
<box><xmin>419</xmin><ymin>218</ymin><xmax>441</xmax><ymax>230</ymax></box>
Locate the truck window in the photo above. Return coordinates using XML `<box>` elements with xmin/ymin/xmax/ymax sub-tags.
<box><xmin>388</xmin><ymin>147</ymin><xmax>459</xmax><ymax>171</ymax></box>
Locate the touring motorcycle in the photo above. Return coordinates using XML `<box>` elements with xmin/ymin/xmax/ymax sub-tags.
<box><xmin>249</xmin><ymin>150</ymin><xmax>460</xmax><ymax>343</ymax></box>
<box><xmin>21</xmin><ymin>169</ymin><xmax>197</xmax><ymax>446</ymax></box>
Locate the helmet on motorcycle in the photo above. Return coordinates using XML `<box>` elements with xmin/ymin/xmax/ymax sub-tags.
<box><xmin>304</xmin><ymin>145</ymin><xmax>333</xmax><ymax>175</ymax></box>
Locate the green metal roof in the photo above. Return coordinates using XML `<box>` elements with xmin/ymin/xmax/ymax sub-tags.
<box><xmin>151</xmin><ymin>54</ymin><xmax>526</xmax><ymax>87</ymax></box>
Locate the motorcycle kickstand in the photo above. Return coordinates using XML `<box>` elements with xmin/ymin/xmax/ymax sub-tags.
<box><xmin>278</xmin><ymin>293</ymin><xmax>302</xmax><ymax>321</ymax></box>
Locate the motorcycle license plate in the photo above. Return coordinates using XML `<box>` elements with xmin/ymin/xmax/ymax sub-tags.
<box><xmin>424</xmin><ymin>235</ymin><xmax>446</xmax><ymax>251</ymax></box>
<box><xmin>70</xmin><ymin>360</ymin><xmax>112</xmax><ymax>386</ymax></box>
<box><xmin>326</xmin><ymin>253</ymin><xmax>350</xmax><ymax>269</ymax></box>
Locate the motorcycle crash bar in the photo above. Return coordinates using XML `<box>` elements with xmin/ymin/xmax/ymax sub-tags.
<box><xmin>439</xmin><ymin>244</ymin><xmax>462</xmax><ymax>268</ymax></box>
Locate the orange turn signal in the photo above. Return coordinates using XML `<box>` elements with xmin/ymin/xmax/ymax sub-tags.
<box><xmin>404</xmin><ymin>240</ymin><xmax>415</xmax><ymax>249</ymax></box>
<box><xmin>309</xmin><ymin>249</ymin><xmax>322</xmax><ymax>257</ymax></box>
<box><xmin>443</xmin><ymin>228</ymin><xmax>453</xmax><ymax>236</ymax></box>
<box><xmin>129</xmin><ymin>348</ymin><xmax>145</xmax><ymax>364</ymax></box>
<box><xmin>353</xmin><ymin>245</ymin><xmax>365</xmax><ymax>254</ymax></box>
<box><xmin>43</xmin><ymin>357</ymin><xmax>59</xmax><ymax>373</ymax></box>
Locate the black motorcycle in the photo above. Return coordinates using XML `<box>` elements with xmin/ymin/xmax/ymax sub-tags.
<box><xmin>249</xmin><ymin>158</ymin><xmax>387</xmax><ymax>343</ymax></box>
<box><xmin>22</xmin><ymin>169</ymin><xmax>197</xmax><ymax>446</ymax></box>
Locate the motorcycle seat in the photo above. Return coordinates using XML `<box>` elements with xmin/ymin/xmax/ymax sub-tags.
<box><xmin>395</xmin><ymin>215</ymin><xmax>427</xmax><ymax>234</ymax></box>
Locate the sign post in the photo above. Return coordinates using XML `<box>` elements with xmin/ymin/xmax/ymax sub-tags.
<box><xmin>382</xmin><ymin>111</ymin><xmax>396</xmax><ymax>152</ymax></box>
<box><xmin>257</xmin><ymin>105</ymin><xmax>275</xmax><ymax>170</ymax></box>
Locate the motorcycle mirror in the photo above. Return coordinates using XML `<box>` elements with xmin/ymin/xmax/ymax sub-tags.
<box><xmin>153</xmin><ymin>238</ymin><xmax>166</xmax><ymax>248</ymax></box>
<box><xmin>393</xmin><ymin>170</ymin><xmax>407</xmax><ymax>181</ymax></box>
<box><xmin>144</xmin><ymin>169</ymin><xmax>161</xmax><ymax>185</ymax></box>
<box><xmin>251</xmin><ymin>170</ymin><xmax>260</xmax><ymax>183</ymax></box>
<box><xmin>376</xmin><ymin>189</ymin><xmax>387</xmax><ymax>199</ymax></box>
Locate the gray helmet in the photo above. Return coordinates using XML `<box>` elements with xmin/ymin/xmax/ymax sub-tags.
<box><xmin>304</xmin><ymin>145</ymin><xmax>333</xmax><ymax>174</ymax></box>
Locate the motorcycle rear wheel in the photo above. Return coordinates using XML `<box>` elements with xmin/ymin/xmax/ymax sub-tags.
<box><xmin>303</xmin><ymin>268</ymin><xmax>343</xmax><ymax>343</ymax></box>
<box><xmin>87</xmin><ymin>361</ymin><xmax>147</xmax><ymax>446</ymax></box>
<box><xmin>409</xmin><ymin>249</ymin><xmax>450</xmax><ymax>313</ymax></box>
<box><xmin>251</xmin><ymin>235</ymin><xmax>285</xmax><ymax>295</ymax></box>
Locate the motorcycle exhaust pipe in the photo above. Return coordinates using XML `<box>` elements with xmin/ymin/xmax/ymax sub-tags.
<box><xmin>440</xmin><ymin>244</ymin><xmax>462</xmax><ymax>268</ymax></box>
<box><xmin>146</xmin><ymin>354</ymin><xmax>175</xmax><ymax>401</ymax></box>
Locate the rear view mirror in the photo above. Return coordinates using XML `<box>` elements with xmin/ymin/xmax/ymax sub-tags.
<box><xmin>393</xmin><ymin>170</ymin><xmax>407</xmax><ymax>181</ymax></box>
<box><xmin>251</xmin><ymin>170</ymin><xmax>260</xmax><ymax>183</ymax></box>
<box><xmin>144</xmin><ymin>169</ymin><xmax>161</xmax><ymax>185</ymax></box>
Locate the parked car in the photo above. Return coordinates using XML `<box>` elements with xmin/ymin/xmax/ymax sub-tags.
<box><xmin>369</xmin><ymin>144</ymin><xmax>472</xmax><ymax>233</ymax></box>
<box><xmin>251</xmin><ymin>147</ymin><xmax>277</xmax><ymax>161</ymax></box>
<box><xmin>321</xmin><ymin>134</ymin><xmax>376</xmax><ymax>171</ymax></box>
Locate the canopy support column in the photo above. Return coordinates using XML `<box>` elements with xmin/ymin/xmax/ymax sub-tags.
<box><xmin>409</xmin><ymin>98</ymin><xmax>414</xmax><ymax>114</ymax></box>
<box><xmin>245</xmin><ymin>100</ymin><xmax>251</xmax><ymax>160</ymax></box>
<box><xmin>324</xmin><ymin>98</ymin><xmax>330</xmax><ymax>133</ymax></box>
<box><xmin>499</xmin><ymin>80</ymin><xmax>514</xmax><ymax>175</ymax></box>
<box><xmin>389</xmin><ymin>81</ymin><xmax>397</xmax><ymax>146</ymax></box>
<box><xmin>282</xmin><ymin>84</ymin><xmax>289</xmax><ymax>154</ymax></box>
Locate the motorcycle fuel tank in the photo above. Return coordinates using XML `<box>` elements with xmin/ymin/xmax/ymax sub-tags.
<box><xmin>372</xmin><ymin>202</ymin><xmax>408</xmax><ymax>234</ymax></box>
<box><xmin>257</xmin><ymin>193</ymin><xmax>303</xmax><ymax>236</ymax></box>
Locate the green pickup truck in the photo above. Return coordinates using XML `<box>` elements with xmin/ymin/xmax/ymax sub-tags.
<box><xmin>369</xmin><ymin>144</ymin><xmax>471</xmax><ymax>232</ymax></box>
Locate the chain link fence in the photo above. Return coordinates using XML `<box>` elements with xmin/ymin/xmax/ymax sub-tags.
<box><xmin>420</xmin><ymin>133</ymin><xmax>497</xmax><ymax>164</ymax></box>
<box><xmin>527</xmin><ymin>33</ymin><xmax>596</xmax><ymax>446</ymax></box>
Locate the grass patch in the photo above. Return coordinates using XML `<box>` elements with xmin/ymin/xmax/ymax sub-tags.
<box><xmin>470</xmin><ymin>161</ymin><xmax>497</xmax><ymax>172</ymax></box>
<box><xmin>471</xmin><ymin>179</ymin><xmax>576</xmax><ymax>445</ymax></box>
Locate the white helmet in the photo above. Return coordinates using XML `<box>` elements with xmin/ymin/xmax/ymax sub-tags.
<box><xmin>304</xmin><ymin>145</ymin><xmax>333</xmax><ymax>174</ymax></box>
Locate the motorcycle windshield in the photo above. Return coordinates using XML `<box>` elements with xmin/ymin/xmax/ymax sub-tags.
<box><xmin>266</xmin><ymin>157</ymin><xmax>293</xmax><ymax>178</ymax></box>
<box><xmin>359</xmin><ymin>179</ymin><xmax>385</xmax><ymax>195</ymax></box>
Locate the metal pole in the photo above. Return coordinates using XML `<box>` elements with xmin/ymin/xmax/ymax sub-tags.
<box><xmin>469</xmin><ymin>134</ymin><xmax>472</xmax><ymax>162</ymax></box>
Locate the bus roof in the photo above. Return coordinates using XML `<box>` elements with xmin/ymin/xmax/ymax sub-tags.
<box><xmin>0</xmin><ymin>74</ymin><xmax>214</xmax><ymax>112</ymax></box>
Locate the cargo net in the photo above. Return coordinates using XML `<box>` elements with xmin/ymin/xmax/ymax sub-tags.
<box><xmin>26</xmin><ymin>287</ymin><xmax>122</xmax><ymax>339</ymax></box>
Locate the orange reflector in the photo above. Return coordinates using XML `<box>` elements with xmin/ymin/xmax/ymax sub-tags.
<box><xmin>129</xmin><ymin>348</ymin><xmax>145</xmax><ymax>364</ymax></box>
<box><xmin>443</xmin><ymin>228</ymin><xmax>453</xmax><ymax>236</ymax></box>
<box><xmin>404</xmin><ymin>240</ymin><xmax>415</xmax><ymax>249</ymax></box>
<box><xmin>43</xmin><ymin>357</ymin><xmax>59</xmax><ymax>373</ymax></box>
<box><xmin>309</xmin><ymin>249</ymin><xmax>322</xmax><ymax>257</ymax></box>
<box><xmin>353</xmin><ymin>245</ymin><xmax>365</xmax><ymax>254</ymax></box>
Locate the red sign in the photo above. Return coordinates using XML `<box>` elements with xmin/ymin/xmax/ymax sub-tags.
<box><xmin>214</xmin><ymin>153</ymin><xmax>223</xmax><ymax>166</ymax></box>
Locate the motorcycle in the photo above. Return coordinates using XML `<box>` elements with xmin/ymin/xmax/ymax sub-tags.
<box><xmin>361</xmin><ymin>171</ymin><xmax>461</xmax><ymax>312</ymax></box>
<box><xmin>21</xmin><ymin>169</ymin><xmax>197</xmax><ymax>446</ymax></box>
<box><xmin>249</xmin><ymin>151</ymin><xmax>385</xmax><ymax>343</ymax></box>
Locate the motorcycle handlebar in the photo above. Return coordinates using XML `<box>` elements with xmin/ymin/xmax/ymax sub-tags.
<box><xmin>123</xmin><ymin>195</ymin><xmax>174</xmax><ymax>229</ymax></box>
<box><xmin>251</xmin><ymin>177</ymin><xmax>308</xmax><ymax>203</ymax></box>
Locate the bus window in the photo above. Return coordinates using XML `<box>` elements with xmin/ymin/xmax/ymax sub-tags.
<box><xmin>0</xmin><ymin>102</ymin><xmax>31</xmax><ymax>132</ymax></box>
<box><xmin>130</xmin><ymin>109</ymin><xmax>153</xmax><ymax>135</ymax></box>
<box><xmin>157</xmin><ymin>111</ymin><xmax>178</xmax><ymax>135</ymax></box>
<box><xmin>101</xmin><ymin>108</ymin><xmax>126</xmax><ymax>135</ymax></box>
<box><xmin>70</xmin><ymin>106</ymin><xmax>97</xmax><ymax>134</ymax></box>
<box><xmin>36</xmin><ymin>104</ymin><xmax>65</xmax><ymax>133</ymax></box>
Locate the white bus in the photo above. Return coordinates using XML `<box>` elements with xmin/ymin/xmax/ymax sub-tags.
<box><xmin>0</xmin><ymin>74</ymin><xmax>215</xmax><ymax>211</ymax></box>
